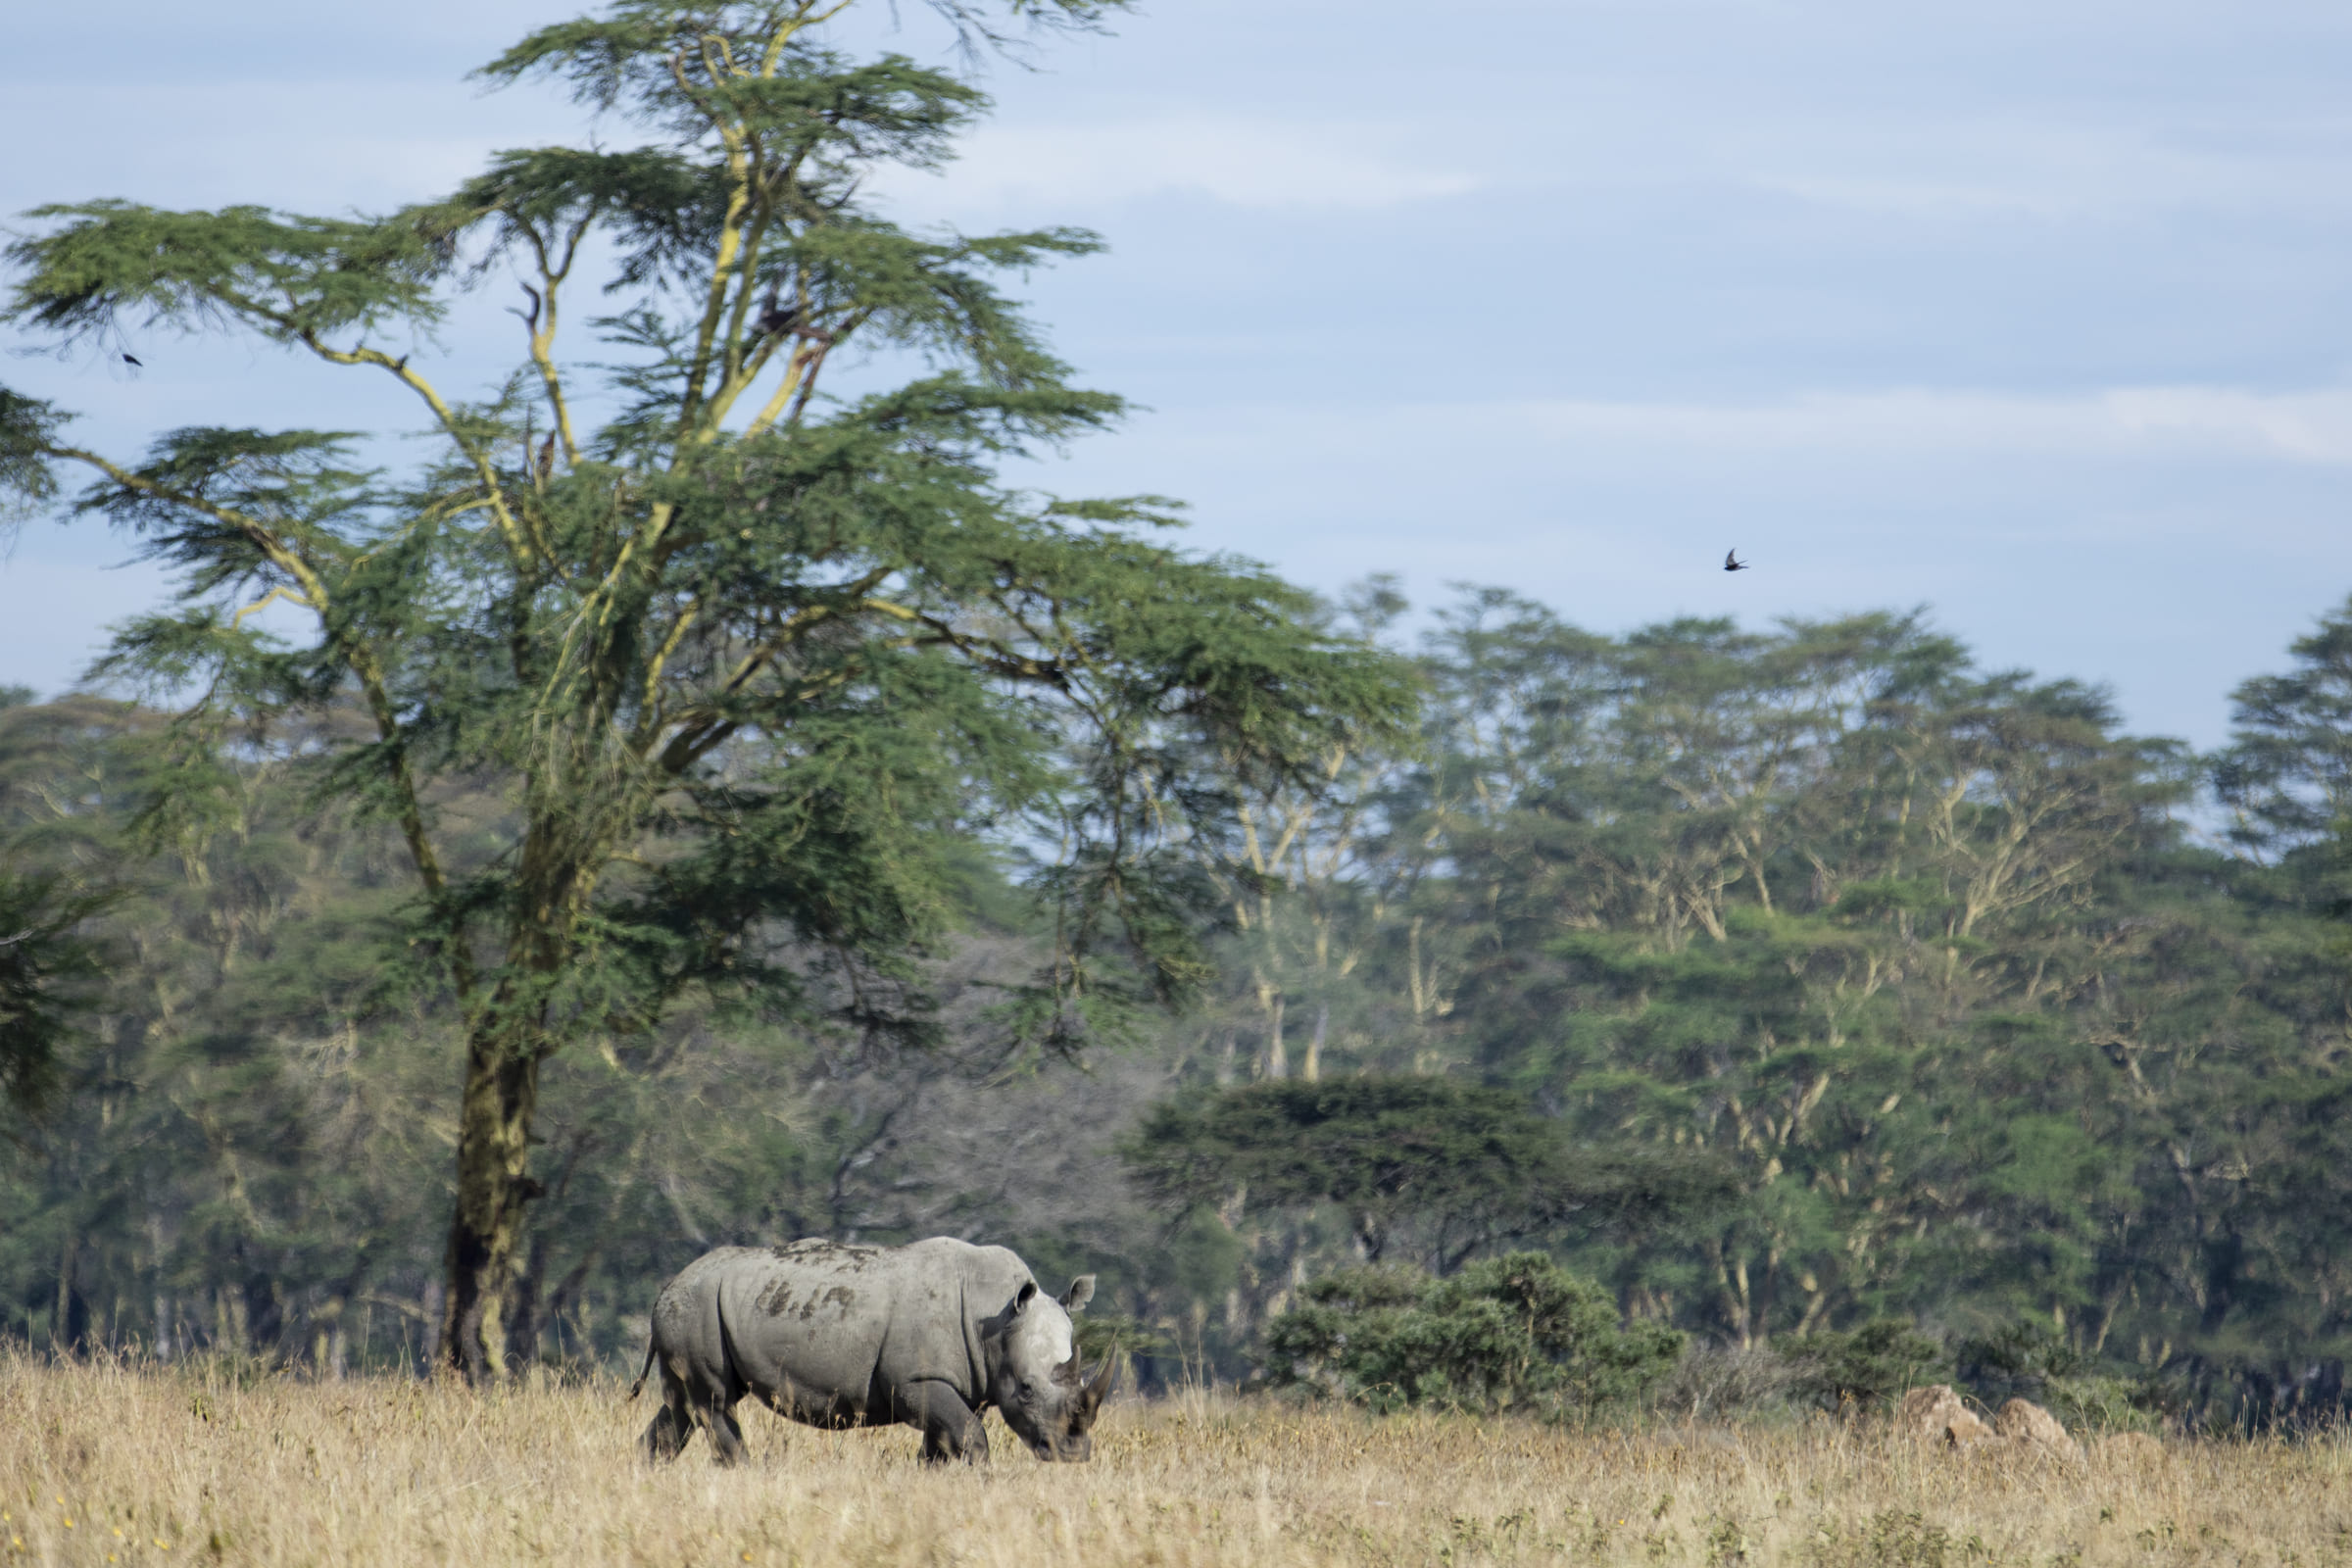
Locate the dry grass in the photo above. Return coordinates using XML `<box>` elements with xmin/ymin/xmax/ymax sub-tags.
<box><xmin>3</xmin><ymin>1356</ymin><xmax>2348</xmax><ymax>1567</ymax></box>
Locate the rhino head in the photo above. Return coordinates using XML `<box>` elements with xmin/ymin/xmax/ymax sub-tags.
<box><xmin>986</xmin><ymin>1275</ymin><xmax>1116</xmax><ymax>1462</ymax></box>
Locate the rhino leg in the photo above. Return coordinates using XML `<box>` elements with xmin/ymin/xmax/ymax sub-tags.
<box><xmin>703</xmin><ymin>1397</ymin><xmax>749</xmax><ymax>1466</ymax></box>
<box><xmin>641</xmin><ymin>1360</ymin><xmax>696</xmax><ymax>1463</ymax></box>
<box><xmin>905</xmin><ymin>1382</ymin><xmax>987</xmax><ymax>1465</ymax></box>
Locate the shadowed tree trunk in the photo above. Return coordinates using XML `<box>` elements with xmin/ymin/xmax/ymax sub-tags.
<box><xmin>441</xmin><ymin>1031</ymin><xmax>544</xmax><ymax>1381</ymax></box>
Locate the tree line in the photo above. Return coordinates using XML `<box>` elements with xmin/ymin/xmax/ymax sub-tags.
<box><xmin>4</xmin><ymin>590</ymin><xmax>2350</xmax><ymax>1413</ymax></box>
<box><xmin>1141</xmin><ymin>593</ymin><xmax>2352</xmax><ymax>1420</ymax></box>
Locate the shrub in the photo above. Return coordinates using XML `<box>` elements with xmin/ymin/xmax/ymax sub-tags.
<box><xmin>1779</xmin><ymin>1319</ymin><xmax>1945</xmax><ymax>1412</ymax></box>
<box><xmin>2035</xmin><ymin>1372</ymin><xmax>2171</xmax><ymax>1433</ymax></box>
<box><xmin>1258</xmin><ymin>1252</ymin><xmax>1684</xmax><ymax>1416</ymax></box>
<box><xmin>1655</xmin><ymin>1343</ymin><xmax>1802</xmax><ymax>1421</ymax></box>
<box><xmin>1952</xmin><ymin>1319</ymin><xmax>2081</xmax><ymax>1400</ymax></box>
<box><xmin>1953</xmin><ymin>1318</ymin><xmax>2168</xmax><ymax>1432</ymax></box>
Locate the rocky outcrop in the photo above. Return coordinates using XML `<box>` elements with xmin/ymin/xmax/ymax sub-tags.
<box><xmin>1896</xmin><ymin>1385</ymin><xmax>1994</xmax><ymax>1446</ymax></box>
<box><xmin>1993</xmin><ymin>1397</ymin><xmax>2084</xmax><ymax>1462</ymax></box>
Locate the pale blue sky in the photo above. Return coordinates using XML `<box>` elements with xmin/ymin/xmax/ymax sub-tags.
<box><xmin>4</xmin><ymin>0</ymin><xmax>2348</xmax><ymax>746</ymax></box>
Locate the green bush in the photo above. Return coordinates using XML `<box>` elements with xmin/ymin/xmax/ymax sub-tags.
<box><xmin>1258</xmin><ymin>1252</ymin><xmax>1684</xmax><ymax>1416</ymax></box>
<box><xmin>1779</xmin><ymin>1319</ymin><xmax>1945</xmax><ymax>1412</ymax></box>
<box><xmin>2034</xmin><ymin>1372</ymin><xmax>2170</xmax><ymax>1433</ymax></box>
<box><xmin>1072</xmin><ymin>1311</ymin><xmax>1171</xmax><ymax>1365</ymax></box>
<box><xmin>1952</xmin><ymin>1319</ymin><xmax>2168</xmax><ymax>1432</ymax></box>
<box><xmin>1952</xmin><ymin>1319</ymin><xmax>2081</xmax><ymax>1398</ymax></box>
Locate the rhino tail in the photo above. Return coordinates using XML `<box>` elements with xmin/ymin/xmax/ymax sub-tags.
<box><xmin>626</xmin><ymin>1337</ymin><xmax>658</xmax><ymax>1401</ymax></box>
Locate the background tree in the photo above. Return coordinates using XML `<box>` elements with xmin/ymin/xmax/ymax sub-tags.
<box><xmin>1259</xmin><ymin>1251</ymin><xmax>1686</xmax><ymax>1415</ymax></box>
<box><xmin>0</xmin><ymin>871</ymin><xmax>108</xmax><ymax>1124</ymax></box>
<box><xmin>1123</xmin><ymin>1077</ymin><xmax>1735</xmax><ymax>1272</ymax></box>
<box><xmin>0</xmin><ymin>0</ymin><xmax>1410</xmax><ymax>1380</ymax></box>
<box><xmin>2217</xmin><ymin>595</ymin><xmax>2352</xmax><ymax>884</ymax></box>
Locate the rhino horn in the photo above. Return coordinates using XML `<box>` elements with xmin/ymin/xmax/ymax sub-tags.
<box><xmin>1077</xmin><ymin>1348</ymin><xmax>1119</xmax><ymax>1420</ymax></box>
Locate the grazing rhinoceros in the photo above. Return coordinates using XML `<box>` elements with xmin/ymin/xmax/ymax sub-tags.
<box><xmin>629</xmin><ymin>1237</ymin><xmax>1116</xmax><ymax>1464</ymax></box>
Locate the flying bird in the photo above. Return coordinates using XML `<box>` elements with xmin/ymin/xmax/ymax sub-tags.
<box><xmin>121</xmin><ymin>353</ymin><xmax>142</xmax><ymax>368</ymax></box>
<box><xmin>1724</xmin><ymin>549</ymin><xmax>1749</xmax><ymax>572</ymax></box>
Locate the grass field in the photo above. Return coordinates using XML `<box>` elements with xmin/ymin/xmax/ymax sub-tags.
<box><xmin>2</xmin><ymin>1356</ymin><xmax>2345</xmax><ymax>1567</ymax></box>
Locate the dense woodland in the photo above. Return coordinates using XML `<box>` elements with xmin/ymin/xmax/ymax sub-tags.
<box><xmin>2</xmin><ymin>0</ymin><xmax>2349</xmax><ymax>1425</ymax></box>
<box><xmin>4</xmin><ymin>589</ymin><xmax>2351</xmax><ymax>1424</ymax></box>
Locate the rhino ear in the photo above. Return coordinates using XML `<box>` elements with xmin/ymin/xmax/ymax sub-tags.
<box><xmin>1009</xmin><ymin>1281</ymin><xmax>1039</xmax><ymax>1317</ymax></box>
<box><xmin>1060</xmin><ymin>1275</ymin><xmax>1097</xmax><ymax>1313</ymax></box>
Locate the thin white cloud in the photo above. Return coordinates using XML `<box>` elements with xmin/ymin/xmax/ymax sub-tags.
<box><xmin>1740</xmin><ymin>114</ymin><xmax>2352</xmax><ymax>224</ymax></box>
<box><xmin>1517</xmin><ymin>387</ymin><xmax>2352</xmax><ymax>464</ymax></box>
<box><xmin>1148</xmin><ymin>387</ymin><xmax>2352</xmax><ymax>466</ymax></box>
<box><xmin>883</xmin><ymin>116</ymin><xmax>1488</xmax><ymax>218</ymax></box>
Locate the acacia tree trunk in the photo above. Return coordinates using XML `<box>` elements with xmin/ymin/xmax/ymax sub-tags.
<box><xmin>439</xmin><ymin>827</ymin><xmax>591</xmax><ymax>1381</ymax></box>
<box><xmin>440</xmin><ymin>1027</ymin><xmax>545</xmax><ymax>1382</ymax></box>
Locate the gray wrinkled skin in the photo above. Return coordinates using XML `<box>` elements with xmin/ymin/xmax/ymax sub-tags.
<box><xmin>630</xmin><ymin>1237</ymin><xmax>1116</xmax><ymax>1465</ymax></box>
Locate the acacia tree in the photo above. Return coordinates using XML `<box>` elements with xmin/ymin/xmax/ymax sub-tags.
<box><xmin>2218</xmin><ymin>595</ymin><xmax>2352</xmax><ymax>868</ymax></box>
<box><xmin>0</xmin><ymin>0</ymin><xmax>1411</xmax><ymax>1379</ymax></box>
<box><xmin>1123</xmin><ymin>1078</ymin><xmax>1733</xmax><ymax>1272</ymax></box>
<box><xmin>0</xmin><ymin>868</ymin><xmax>109</xmax><ymax>1123</ymax></box>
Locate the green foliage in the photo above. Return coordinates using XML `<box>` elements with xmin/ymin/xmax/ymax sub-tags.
<box><xmin>0</xmin><ymin>388</ymin><xmax>69</xmax><ymax>518</ymax></box>
<box><xmin>1778</xmin><ymin>1320</ymin><xmax>1945</xmax><ymax>1412</ymax></box>
<box><xmin>1953</xmin><ymin>1318</ymin><xmax>2082</xmax><ymax>1399</ymax></box>
<box><xmin>1072</xmin><ymin>1311</ymin><xmax>1169</xmax><ymax>1365</ymax></box>
<box><xmin>1260</xmin><ymin>1252</ymin><xmax>1685</xmax><ymax>1416</ymax></box>
<box><xmin>2216</xmin><ymin>595</ymin><xmax>2352</xmax><ymax>860</ymax></box>
<box><xmin>5</xmin><ymin>202</ymin><xmax>447</xmax><ymax>347</ymax></box>
<box><xmin>2034</xmin><ymin>1373</ymin><xmax>2172</xmax><ymax>1434</ymax></box>
<box><xmin>1122</xmin><ymin>1076</ymin><xmax>1736</xmax><ymax>1268</ymax></box>
<box><xmin>0</xmin><ymin>870</ymin><xmax>111</xmax><ymax>1121</ymax></box>
<box><xmin>1951</xmin><ymin>1317</ymin><xmax>2179</xmax><ymax>1432</ymax></box>
<box><xmin>13</xmin><ymin>559</ymin><xmax>2352</xmax><ymax>1402</ymax></box>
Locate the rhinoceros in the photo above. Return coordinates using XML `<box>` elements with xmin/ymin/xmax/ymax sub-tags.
<box><xmin>629</xmin><ymin>1237</ymin><xmax>1116</xmax><ymax>1464</ymax></box>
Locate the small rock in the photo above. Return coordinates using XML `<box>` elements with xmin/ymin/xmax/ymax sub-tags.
<box><xmin>1993</xmin><ymin>1397</ymin><xmax>2084</xmax><ymax>1463</ymax></box>
<box><xmin>1895</xmin><ymin>1385</ymin><xmax>1995</xmax><ymax>1447</ymax></box>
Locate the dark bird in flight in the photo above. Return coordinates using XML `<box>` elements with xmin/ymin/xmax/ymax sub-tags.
<box><xmin>1724</xmin><ymin>549</ymin><xmax>1749</xmax><ymax>572</ymax></box>
<box><xmin>121</xmin><ymin>353</ymin><xmax>142</xmax><ymax>368</ymax></box>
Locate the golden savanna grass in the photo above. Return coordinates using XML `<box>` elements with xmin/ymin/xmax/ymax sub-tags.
<box><xmin>3</xmin><ymin>1356</ymin><xmax>2347</xmax><ymax>1567</ymax></box>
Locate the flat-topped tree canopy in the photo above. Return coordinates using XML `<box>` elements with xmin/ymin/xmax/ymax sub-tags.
<box><xmin>0</xmin><ymin>0</ymin><xmax>1414</xmax><ymax>1382</ymax></box>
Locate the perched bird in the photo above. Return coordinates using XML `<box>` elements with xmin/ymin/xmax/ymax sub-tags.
<box><xmin>754</xmin><ymin>284</ymin><xmax>801</xmax><ymax>339</ymax></box>
<box><xmin>121</xmin><ymin>353</ymin><xmax>142</xmax><ymax>368</ymax></box>
<box><xmin>1724</xmin><ymin>549</ymin><xmax>1749</xmax><ymax>572</ymax></box>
